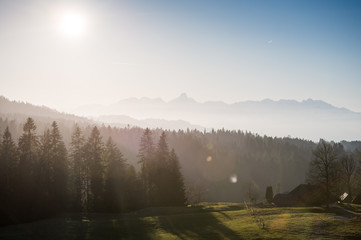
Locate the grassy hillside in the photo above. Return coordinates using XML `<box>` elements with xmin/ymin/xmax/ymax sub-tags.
<box><xmin>1</xmin><ymin>203</ymin><xmax>360</xmax><ymax>240</ymax></box>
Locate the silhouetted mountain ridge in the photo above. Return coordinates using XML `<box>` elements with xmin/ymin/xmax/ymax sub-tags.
<box><xmin>0</xmin><ymin>96</ymin><xmax>88</xmax><ymax>121</ymax></box>
<box><xmin>1</xmin><ymin>95</ymin><xmax>360</xmax><ymax>141</ymax></box>
<box><xmin>0</xmin><ymin>96</ymin><xmax>202</xmax><ymax>132</ymax></box>
<box><xmin>72</xmin><ymin>94</ymin><xmax>361</xmax><ymax>141</ymax></box>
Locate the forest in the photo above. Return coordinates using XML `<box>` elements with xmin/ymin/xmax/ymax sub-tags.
<box><xmin>0</xmin><ymin>118</ymin><xmax>185</xmax><ymax>225</ymax></box>
<box><xmin>1</xmin><ymin>117</ymin><xmax>361</xmax><ymax>225</ymax></box>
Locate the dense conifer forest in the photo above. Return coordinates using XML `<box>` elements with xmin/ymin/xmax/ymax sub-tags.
<box><xmin>1</xmin><ymin>117</ymin><xmax>360</xmax><ymax>225</ymax></box>
<box><xmin>0</xmin><ymin>118</ymin><xmax>185</xmax><ymax>225</ymax></box>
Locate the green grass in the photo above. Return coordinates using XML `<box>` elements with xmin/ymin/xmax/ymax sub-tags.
<box><xmin>1</xmin><ymin>203</ymin><xmax>360</xmax><ymax>239</ymax></box>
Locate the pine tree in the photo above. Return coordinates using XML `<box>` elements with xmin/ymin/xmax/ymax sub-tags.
<box><xmin>139</xmin><ymin>128</ymin><xmax>155</xmax><ymax>160</ymax></box>
<box><xmin>39</xmin><ymin>129</ymin><xmax>53</xmax><ymax>215</ymax></box>
<box><xmin>152</xmin><ymin>131</ymin><xmax>170</xmax><ymax>206</ymax></box>
<box><xmin>138</xmin><ymin>128</ymin><xmax>155</xmax><ymax>206</ymax></box>
<box><xmin>151</xmin><ymin>132</ymin><xmax>186</xmax><ymax>206</ymax></box>
<box><xmin>50</xmin><ymin>121</ymin><xmax>68</xmax><ymax>212</ymax></box>
<box><xmin>123</xmin><ymin>164</ymin><xmax>143</xmax><ymax>211</ymax></box>
<box><xmin>0</xmin><ymin>127</ymin><xmax>19</xmax><ymax>223</ymax></box>
<box><xmin>18</xmin><ymin>118</ymin><xmax>39</xmax><ymax>178</ymax></box>
<box><xmin>104</xmin><ymin>137</ymin><xmax>126</xmax><ymax>212</ymax></box>
<box><xmin>85</xmin><ymin>126</ymin><xmax>104</xmax><ymax>211</ymax></box>
<box><xmin>168</xmin><ymin>149</ymin><xmax>186</xmax><ymax>206</ymax></box>
<box><xmin>265</xmin><ymin>186</ymin><xmax>274</xmax><ymax>203</ymax></box>
<box><xmin>69</xmin><ymin>125</ymin><xmax>85</xmax><ymax>212</ymax></box>
<box><xmin>157</xmin><ymin>131</ymin><xmax>169</xmax><ymax>163</ymax></box>
<box><xmin>37</xmin><ymin>122</ymin><xmax>68</xmax><ymax>215</ymax></box>
<box><xmin>18</xmin><ymin>117</ymin><xmax>40</xmax><ymax>220</ymax></box>
<box><xmin>0</xmin><ymin>127</ymin><xmax>18</xmax><ymax>196</ymax></box>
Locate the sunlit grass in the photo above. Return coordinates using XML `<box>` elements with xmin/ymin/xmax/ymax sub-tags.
<box><xmin>1</xmin><ymin>203</ymin><xmax>360</xmax><ymax>239</ymax></box>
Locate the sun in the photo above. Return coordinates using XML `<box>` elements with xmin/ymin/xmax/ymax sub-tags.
<box><xmin>58</xmin><ymin>10</ymin><xmax>86</xmax><ymax>37</ymax></box>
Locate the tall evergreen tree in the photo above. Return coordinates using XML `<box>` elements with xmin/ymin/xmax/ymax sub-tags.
<box><xmin>18</xmin><ymin>118</ymin><xmax>39</xmax><ymax>178</ymax></box>
<box><xmin>139</xmin><ymin>128</ymin><xmax>155</xmax><ymax>160</ymax></box>
<box><xmin>38</xmin><ymin>122</ymin><xmax>68</xmax><ymax>215</ymax></box>
<box><xmin>104</xmin><ymin>137</ymin><xmax>126</xmax><ymax>212</ymax></box>
<box><xmin>85</xmin><ymin>126</ymin><xmax>104</xmax><ymax>211</ymax></box>
<box><xmin>39</xmin><ymin>129</ymin><xmax>53</xmax><ymax>215</ymax></box>
<box><xmin>69</xmin><ymin>125</ymin><xmax>86</xmax><ymax>212</ymax></box>
<box><xmin>167</xmin><ymin>149</ymin><xmax>186</xmax><ymax>206</ymax></box>
<box><xmin>157</xmin><ymin>131</ymin><xmax>170</xmax><ymax>163</ymax></box>
<box><xmin>123</xmin><ymin>164</ymin><xmax>143</xmax><ymax>211</ymax></box>
<box><xmin>18</xmin><ymin>117</ymin><xmax>40</xmax><ymax>220</ymax></box>
<box><xmin>0</xmin><ymin>127</ymin><xmax>18</xmax><ymax>196</ymax></box>
<box><xmin>138</xmin><ymin>128</ymin><xmax>155</xmax><ymax>206</ymax></box>
<box><xmin>151</xmin><ymin>132</ymin><xmax>186</xmax><ymax>206</ymax></box>
<box><xmin>265</xmin><ymin>186</ymin><xmax>274</xmax><ymax>203</ymax></box>
<box><xmin>50</xmin><ymin>121</ymin><xmax>68</xmax><ymax>212</ymax></box>
<box><xmin>152</xmin><ymin>131</ymin><xmax>170</xmax><ymax>206</ymax></box>
<box><xmin>0</xmin><ymin>127</ymin><xmax>19</xmax><ymax>223</ymax></box>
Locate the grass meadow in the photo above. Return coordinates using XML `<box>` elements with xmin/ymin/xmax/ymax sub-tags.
<box><xmin>1</xmin><ymin>203</ymin><xmax>360</xmax><ymax>240</ymax></box>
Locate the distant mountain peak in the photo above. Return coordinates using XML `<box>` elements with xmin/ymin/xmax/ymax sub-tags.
<box><xmin>170</xmin><ymin>93</ymin><xmax>197</xmax><ymax>103</ymax></box>
<box><xmin>179</xmin><ymin>93</ymin><xmax>188</xmax><ymax>98</ymax></box>
<box><xmin>301</xmin><ymin>99</ymin><xmax>338</xmax><ymax>109</ymax></box>
<box><xmin>261</xmin><ymin>98</ymin><xmax>274</xmax><ymax>103</ymax></box>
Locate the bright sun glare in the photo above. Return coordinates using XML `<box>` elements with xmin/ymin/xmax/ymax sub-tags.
<box><xmin>59</xmin><ymin>11</ymin><xmax>85</xmax><ymax>37</ymax></box>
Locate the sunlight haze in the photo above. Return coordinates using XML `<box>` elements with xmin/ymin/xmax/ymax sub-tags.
<box><xmin>1</xmin><ymin>2</ymin><xmax>361</xmax><ymax>236</ymax></box>
<box><xmin>0</xmin><ymin>0</ymin><xmax>360</xmax><ymax>112</ymax></box>
<box><xmin>58</xmin><ymin>10</ymin><xmax>86</xmax><ymax>38</ymax></box>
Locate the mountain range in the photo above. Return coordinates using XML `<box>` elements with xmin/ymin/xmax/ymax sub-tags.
<box><xmin>1</xmin><ymin>95</ymin><xmax>360</xmax><ymax>141</ymax></box>
<box><xmin>71</xmin><ymin>93</ymin><xmax>361</xmax><ymax>141</ymax></box>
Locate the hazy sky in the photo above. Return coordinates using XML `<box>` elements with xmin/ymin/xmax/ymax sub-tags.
<box><xmin>0</xmin><ymin>0</ymin><xmax>361</xmax><ymax>112</ymax></box>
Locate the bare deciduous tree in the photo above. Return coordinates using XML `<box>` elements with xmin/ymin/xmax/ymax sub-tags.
<box><xmin>340</xmin><ymin>153</ymin><xmax>356</xmax><ymax>199</ymax></box>
<box><xmin>353</xmin><ymin>148</ymin><xmax>361</xmax><ymax>196</ymax></box>
<box><xmin>307</xmin><ymin>139</ymin><xmax>341</xmax><ymax>207</ymax></box>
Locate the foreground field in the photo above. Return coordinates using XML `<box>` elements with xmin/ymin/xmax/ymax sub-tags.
<box><xmin>1</xmin><ymin>203</ymin><xmax>361</xmax><ymax>240</ymax></box>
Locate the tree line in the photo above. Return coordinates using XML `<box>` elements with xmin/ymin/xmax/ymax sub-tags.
<box><xmin>0</xmin><ymin>116</ymin><xmax>322</xmax><ymax>204</ymax></box>
<box><xmin>1</xmin><ymin>115</ymin><xmax>322</xmax><ymax>203</ymax></box>
<box><xmin>1</xmin><ymin>116</ymin><xmax>360</xmax><ymax>225</ymax></box>
<box><xmin>0</xmin><ymin>118</ymin><xmax>186</xmax><ymax>225</ymax></box>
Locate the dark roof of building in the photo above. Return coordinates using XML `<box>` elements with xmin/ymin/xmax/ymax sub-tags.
<box><xmin>289</xmin><ymin>184</ymin><xmax>319</xmax><ymax>197</ymax></box>
<box><xmin>274</xmin><ymin>184</ymin><xmax>326</xmax><ymax>207</ymax></box>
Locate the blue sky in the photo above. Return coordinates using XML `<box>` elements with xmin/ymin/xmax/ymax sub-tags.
<box><xmin>0</xmin><ymin>0</ymin><xmax>360</xmax><ymax>111</ymax></box>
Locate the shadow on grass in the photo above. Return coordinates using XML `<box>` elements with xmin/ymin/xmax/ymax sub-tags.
<box><xmin>191</xmin><ymin>203</ymin><xmax>245</xmax><ymax>213</ymax></box>
<box><xmin>154</xmin><ymin>207</ymin><xmax>244</xmax><ymax>240</ymax></box>
<box><xmin>0</xmin><ymin>213</ymin><xmax>157</xmax><ymax>240</ymax></box>
<box><xmin>0</xmin><ymin>207</ymin><xmax>245</xmax><ymax>240</ymax></box>
<box><xmin>64</xmin><ymin>213</ymin><xmax>159</xmax><ymax>240</ymax></box>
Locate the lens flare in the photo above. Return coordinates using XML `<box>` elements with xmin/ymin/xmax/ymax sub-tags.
<box><xmin>230</xmin><ymin>174</ymin><xmax>237</xmax><ymax>183</ymax></box>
